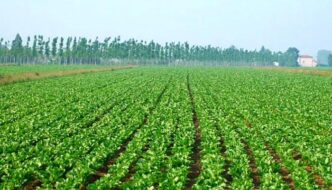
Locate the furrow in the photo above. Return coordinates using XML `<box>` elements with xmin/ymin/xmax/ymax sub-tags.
<box><xmin>184</xmin><ymin>73</ymin><xmax>202</xmax><ymax>190</ymax></box>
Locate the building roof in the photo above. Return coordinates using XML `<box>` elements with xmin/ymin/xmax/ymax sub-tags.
<box><xmin>299</xmin><ymin>55</ymin><xmax>313</xmax><ymax>58</ymax></box>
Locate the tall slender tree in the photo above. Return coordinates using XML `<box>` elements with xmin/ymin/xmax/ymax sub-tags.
<box><xmin>45</xmin><ymin>38</ymin><xmax>51</xmax><ymax>60</ymax></box>
<box><xmin>37</xmin><ymin>35</ymin><xmax>44</xmax><ymax>57</ymax></box>
<box><xmin>65</xmin><ymin>37</ymin><xmax>72</xmax><ymax>64</ymax></box>
<box><xmin>11</xmin><ymin>34</ymin><xmax>23</xmax><ymax>63</ymax></box>
<box><xmin>51</xmin><ymin>37</ymin><xmax>58</xmax><ymax>58</ymax></box>
<box><xmin>59</xmin><ymin>37</ymin><xmax>64</xmax><ymax>64</ymax></box>
<box><xmin>0</xmin><ymin>34</ymin><xmax>304</xmax><ymax>66</ymax></box>
<box><xmin>24</xmin><ymin>36</ymin><xmax>31</xmax><ymax>63</ymax></box>
<box><xmin>32</xmin><ymin>36</ymin><xmax>38</xmax><ymax>63</ymax></box>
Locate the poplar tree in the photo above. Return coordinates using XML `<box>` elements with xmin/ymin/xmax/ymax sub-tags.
<box><xmin>37</xmin><ymin>35</ymin><xmax>44</xmax><ymax>56</ymax></box>
<box><xmin>72</xmin><ymin>37</ymin><xmax>78</xmax><ymax>64</ymax></box>
<box><xmin>45</xmin><ymin>38</ymin><xmax>51</xmax><ymax>59</ymax></box>
<box><xmin>11</xmin><ymin>34</ymin><xmax>23</xmax><ymax>63</ymax></box>
<box><xmin>24</xmin><ymin>36</ymin><xmax>31</xmax><ymax>63</ymax></box>
<box><xmin>92</xmin><ymin>38</ymin><xmax>100</xmax><ymax>64</ymax></box>
<box><xmin>51</xmin><ymin>37</ymin><xmax>58</xmax><ymax>57</ymax></box>
<box><xmin>0</xmin><ymin>34</ymin><xmax>304</xmax><ymax>66</ymax></box>
<box><xmin>59</xmin><ymin>37</ymin><xmax>64</xmax><ymax>64</ymax></box>
<box><xmin>32</xmin><ymin>36</ymin><xmax>38</xmax><ymax>63</ymax></box>
<box><xmin>65</xmin><ymin>37</ymin><xmax>72</xmax><ymax>64</ymax></box>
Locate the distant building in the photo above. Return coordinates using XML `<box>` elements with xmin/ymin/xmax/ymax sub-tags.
<box><xmin>317</xmin><ymin>50</ymin><xmax>331</xmax><ymax>66</ymax></box>
<box><xmin>298</xmin><ymin>55</ymin><xmax>317</xmax><ymax>67</ymax></box>
<box><xmin>273</xmin><ymin>62</ymin><xmax>279</xmax><ymax>66</ymax></box>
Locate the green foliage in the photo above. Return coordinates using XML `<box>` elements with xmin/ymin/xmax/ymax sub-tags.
<box><xmin>0</xmin><ymin>67</ymin><xmax>331</xmax><ymax>189</ymax></box>
<box><xmin>51</xmin><ymin>37</ymin><xmax>58</xmax><ymax>57</ymax></box>
<box><xmin>1</xmin><ymin>35</ymin><xmax>300</xmax><ymax>66</ymax></box>
<box><xmin>282</xmin><ymin>47</ymin><xmax>299</xmax><ymax>67</ymax></box>
<box><xmin>37</xmin><ymin>35</ymin><xmax>44</xmax><ymax>56</ymax></box>
<box><xmin>32</xmin><ymin>36</ymin><xmax>38</xmax><ymax>57</ymax></box>
<box><xmin>11</xmin><ymin>34</ymin><xmax>23</xmax><ymax>57</ymax></box>
<box><xmin>44</xmin><ymin>38</ymin><xmax>50</xmax><ymax>58</ymax></box>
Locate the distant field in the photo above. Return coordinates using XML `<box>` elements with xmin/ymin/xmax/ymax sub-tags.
<box><xmin>0</xmin><ymin>67</ymin><xmax>331</xmax><ymax>189</ymax></box>
<box><xmin>257</xmin><ymin>67</ymin><xmax>332</xmax><ymax>77</ymax></box>
<box><xmin>0</xmin><ymin>64</ymin><xmax>134</xmax><ymax>85</ymax></box>
<box><xmin>0</xmin><ymin>64</ymin><xmax>115</xmax><ymax>75</ymax></box>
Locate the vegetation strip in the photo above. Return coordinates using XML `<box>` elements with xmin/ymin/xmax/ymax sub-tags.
<box><xmin>79</xmin><ymin>126</ymin><xmax>137</xmax><ymax>190</ymax></box>
<box><xmin>50</xmin><ymin>98</ymin><xmax>133</xmax><ymax>186</ymax></box>
<box><xmin>2</xmin><ymin>86</ymin><xmax>133</xmax><ymax>166</ymax></box>
<box><xmin>83</xmin><ymin>96</ymin><xmax>130</xmax><ymax>129</ymax></box>
<box><xmin>195</xmin><ymin>71</ymin><xmax>332</xmax><ymax>189</ymax></box>
<box><xmin>242</xmin><ymin>118</ymin><xmax>297</xmax><ymax>190</ymax></box>
<box><xmin>0</xmin><ymin>79</ymin><xmax>114</xmax><ymax>126</ymax></box>
<box><xmin>222</xmin><ymin>117</ymin><xmax>260</xmax><ymax>189</ymax></box>
<box><xmin>241</xmin><ymin>139</ymin><xmax>260</xmax><ymax>189</ymax></box>
<box><xmin>80</xmin><ymin>79</ymin><xmax>170</xmax><ymax>189</ymax></box>
<box><xmin>165</xmin><ymin>119</ymin><xmax>179</xmax><ymax>157</ymax></box>
<box><xmin>0</xmin><ymin>65</ymin><xmax>135</xmax><ymax>85</ymax></box>
<box><xmin>146</xmin><ymin>118</ymin><xmax>180</xmax><ymax>189</ymax></box>
<box><xmin>185</xmin><ymin>74</ymin><xmax>202</xmax><ymax>190</ymax></box>
<box><xmin>219</xmin><ymin>136</ymin><xmax>233</xmax><ymax>189</ymax></box>
<box><xmin>226</xmin><ymin>117</ymin><xmax>260</xmax><ymax>189</ymax></box>
<box><xmin>65</xmin><ymin>86</ymin><xmax>158</xmax><ymax>189</ymax></box>
<box><xmin>265</xmin><ymin>144</ymin><xmax>296</xmax><ymax>190</ymax></box>
<box><xmin>0</xmin><ymin>73</ymin><xmax>151</xmax><ymax>189</ymax></box>
<box><xmin>292</xmin><ymin>151</ymin><xmax>328</xmax><ymax>189</ymax></box>
<box><xmin>117</xmin><ymin>144</ymin><xmax>151</xmax><ymax>187</ymax></box>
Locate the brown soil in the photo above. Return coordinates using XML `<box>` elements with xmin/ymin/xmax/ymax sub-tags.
<box><xmin>293</xmin><ymin>151</ymin><xmax>327</xmax><ymax>188</ymax></box>
<box><xmin>166</xmin><ymin>119</ymin><xmax>179</xmax><ymax>156</ymax></box>
<box><xmin>118</xmin><ymin>144</ymin><xmax>151</xmax><ymax>186</ymax></box>
<box><xmin>265</xmin><ymin>144</ymin><xmax>295</xmax><ymax>190</ymax></box>
<box><xmin>244</xmin><ymin>118</ymin><xmax>253</xmax><ymax>128</ymax></box>
<box><xmin>185</xmin><ymin>74</ymin><xmax>202</xmax><ymax>190</ymax></box>
<box><xmin>219</xmin><ymin>136</ymin><xmax>233</xmax><ymax>189</ymax></box>
<box><xmin>241</xmin><ymin>139</ymin><xmax>260</xmax><ymax>189</ymax></box>
<box><xmin>292</xmin><ymin>152</ymin><xmax>302</xmax><ymax>160</ymax></box>
<box><xmin>24</xmin><ymin>179</ymin><xmax>42</xmax><ymax>190</ymax></box>
<box><xmin>313</xmin><ymin>174</ymin><xmax>325</xmax><ymax>187</ymax></box>
<box><xmin>80</xmin><ymin>118</ymin><xmax>145</xmax><ymax>190</ymax></box>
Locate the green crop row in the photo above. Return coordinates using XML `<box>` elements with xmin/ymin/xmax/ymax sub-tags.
<box><xmin>0</xmin><ymin>67</ymin><xmax>331</xmax><ymax>189</ymax></box>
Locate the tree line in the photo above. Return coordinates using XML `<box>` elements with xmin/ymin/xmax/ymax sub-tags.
<box><xmin>0</xmin><ymin>34</ymin><xmax>300</xmax><ymax>66</ymax></box>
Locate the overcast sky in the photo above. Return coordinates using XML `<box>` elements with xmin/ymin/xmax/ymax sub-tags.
<box><xmin>1</xmin><ymin>0</ymin><xmax>331</xmax><ymax>56</ymax></box>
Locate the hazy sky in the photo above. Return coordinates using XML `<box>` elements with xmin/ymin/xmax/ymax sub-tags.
<box><xmin>1</xmin><ymin>0</ymin><xmax>331</xmax><ymax>56</ymax></box>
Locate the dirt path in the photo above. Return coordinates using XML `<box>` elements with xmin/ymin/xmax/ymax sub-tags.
<box><xmin>0</xmin><ymin>65</ymin><xmax>135</xmax><ymax>85</ymax></box>
<box><xmin>257</xmin><ymin>67</ymin><xmax>332</xmax><ymax>77</ymax></box>
<box><xmin>185</xmin><ymin>74</ymin><xmax>202</xmax><ymax>190</ymax></box>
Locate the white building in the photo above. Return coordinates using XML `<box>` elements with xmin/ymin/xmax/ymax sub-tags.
<box><xmin>298</xmin><ymin>55</ymin><xmax>317</xmax><ymax>67</ymax></box>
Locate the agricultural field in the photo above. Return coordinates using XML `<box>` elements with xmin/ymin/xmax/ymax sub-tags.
<box><xmin>257</xmin><ymin>67</ymin><xmax>332</xmax><ymax>78</ymax></box>
<box><xmin>0</xmin><ymin>65</ymin><xmax>114</xmax><ymax>76</ymax></box>
<box><xmin>0</xmin><ymin>65</ymin><xmax>133</xmax><ymax>85</ymax></box>
<box><xmin>0</xmin><ymin>66</ymin><xmax>331</xmax><ymax>190</ymax></box>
